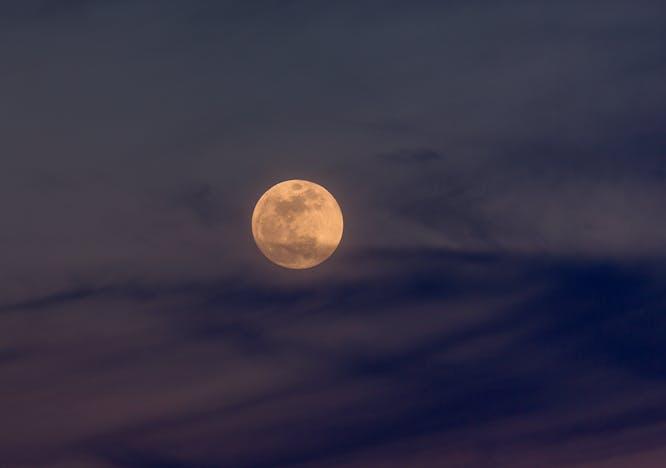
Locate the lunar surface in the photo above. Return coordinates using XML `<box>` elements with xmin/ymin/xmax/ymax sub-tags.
<box><xmin>252</xmin><ymin>180</ymin><xmax>344</xmax><ymax>269</ymax></box>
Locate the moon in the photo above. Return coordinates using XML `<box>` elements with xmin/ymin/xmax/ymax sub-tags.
<box><xmin>252</xmin><ymin>179</ymin><xmax>344</xmax><ymax>269</ymax></box>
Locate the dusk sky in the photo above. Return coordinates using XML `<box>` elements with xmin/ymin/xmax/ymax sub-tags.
<box><xmin>2</xmin><ymin>1</ymin><xmax>666</xmax><ymax>466</ymax></box>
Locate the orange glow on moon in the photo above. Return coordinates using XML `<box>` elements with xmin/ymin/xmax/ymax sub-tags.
<box><xmin>252</xmin><ymin>180</ymin><xmax>343</xmax><ymax>269</ymax></box>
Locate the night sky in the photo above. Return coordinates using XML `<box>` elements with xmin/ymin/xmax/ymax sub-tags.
<box><xmin>2</xmin><ymin>1</ymin><xmax>666</xmax><ymax>467</ymax></box>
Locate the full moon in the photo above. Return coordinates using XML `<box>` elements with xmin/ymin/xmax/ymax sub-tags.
<box><xmin>252</xmin><ymin>179</ymin><xmax>344</xmax><ymax>269</ymax></box>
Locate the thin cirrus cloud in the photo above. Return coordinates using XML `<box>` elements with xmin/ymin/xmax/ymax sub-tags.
<box><xmin>1</xmin><ymin>250</ymin><xmax>666</xmax><ymax>466</ymax></box>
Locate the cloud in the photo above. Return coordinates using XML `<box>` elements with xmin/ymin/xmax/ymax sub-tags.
<box><xmin>1</xmin><ymin>248</ymin><xmax>665</xmax><ymax>465</ymax></box>
<box><xmin>1</xmin><ymin>1</ymin><xmax>665</xmax><ymax>465</ymax></box>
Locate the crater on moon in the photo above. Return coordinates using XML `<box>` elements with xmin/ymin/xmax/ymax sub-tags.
<box><xmin>252</xmin><ymin>180</ymin><xmax>344</xmax><ymax>269</ymax></box>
